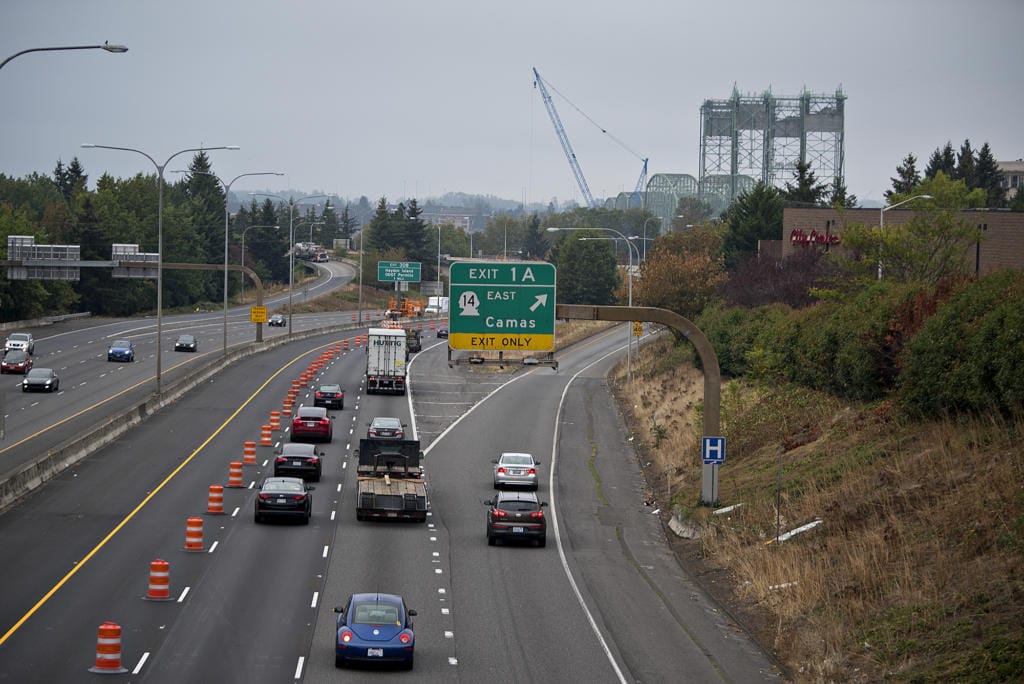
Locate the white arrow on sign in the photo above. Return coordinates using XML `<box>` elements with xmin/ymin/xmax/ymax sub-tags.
<box><xmin>529</xmin><ymin>294</ymin><xmax>548</xmax><ymax>312</ymax></box>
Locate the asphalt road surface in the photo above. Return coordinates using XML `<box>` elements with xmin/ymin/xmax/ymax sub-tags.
<box><xmin>0</xmin><ymin>319</ymin><xmax>780</xmax><ymax>682</ymax></box>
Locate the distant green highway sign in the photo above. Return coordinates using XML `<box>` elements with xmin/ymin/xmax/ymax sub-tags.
<box><xmin>448</xmin><ymin>261</ymin><xmax>556</xmax><ymax>352</ymax></box>
<box><xmin>377</xmin><ymin>261</ymin><xmax>421</xmax><ymax>282</ymax></box>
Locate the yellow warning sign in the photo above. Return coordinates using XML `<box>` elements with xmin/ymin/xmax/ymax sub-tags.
<box><xmin>633</xmin><ymin>321</ymin><xmax>643</xmax><ymax>337</ymax></box>
<box><xmin>250</xmin><ymin>306</ymin><xmax>268</xmax><ymax>323</ymax></box>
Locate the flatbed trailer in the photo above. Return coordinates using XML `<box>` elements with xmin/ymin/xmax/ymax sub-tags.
<box><xmin>355</xmin><ymin>438</ymin><xmax>427</xmax><ymax>522</ymax></box>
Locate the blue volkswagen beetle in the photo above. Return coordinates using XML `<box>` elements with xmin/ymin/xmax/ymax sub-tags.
<box><xmin>334</xmin><ymin>592</ymin><xmax>416</xmax><ymax>669</ymax></box>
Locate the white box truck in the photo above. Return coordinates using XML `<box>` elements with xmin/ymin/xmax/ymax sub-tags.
<box><xmin>424</xmin><ymin>296</ymin><xmax>449</xmax><ymax>315</ymax></box>
<box><xmin>366</xmin><ymin>327</ymin><xmax>407</xmax><ymax>395</ymax></box>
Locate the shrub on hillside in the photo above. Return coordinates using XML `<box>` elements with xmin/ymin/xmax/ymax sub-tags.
<box><xmin>899</xmin><ymin>270</ymin><xmax>1024</xmax><ymax>416</ymax></box>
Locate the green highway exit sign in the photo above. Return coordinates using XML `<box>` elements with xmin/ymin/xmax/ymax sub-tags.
<box><xmin>377</xmin><ymin>261</ymin><xmax>421</xmax><ymax>282</ymax></box>
<box><xmin>448</xmin><ymin>261</ymin><xmax>556</xmax><ymax>352</ymax></box>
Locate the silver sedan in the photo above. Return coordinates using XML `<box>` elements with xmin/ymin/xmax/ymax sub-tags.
<box><xmin>492</xmin><ymin>452</ymin><xmax>540</xmax><ymax>490</ymax></box>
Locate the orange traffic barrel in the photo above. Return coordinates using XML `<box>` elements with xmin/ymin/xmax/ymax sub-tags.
<box><xmin>183</xmin><ymin>517</ymin><xmax>204</xmax><ymax>551</ymax></box>
<box><xmin>351</xmin><ymin>312</ymin><xmax>357</xmax><ymax>322</ymax></box>
<box><xmin>206</xmin><ymin>484</ymin><xmax>224</xmax><ymax>515</ymax></box>
<box><xmin>260</xmin><ymin>424</ymin><xmax>273</xmax><ymax>447</ymax></box>
<box><xmin>354</xmin><ymin>336</ymin><xmax>361</xmax><ymax>348</ymax></box>
<box><xmin>144</xmin><ymin>559</ymin><xmax>173</xmax><ymax>601</ymax></box>
<box><xmin>227</xmin><ymin>460</ymin><xmax>245</xmax><ymax>488</ymax></box>
<box><xmin>429</xmin><ymin>320</ymin><xmax>436</xmax><ymax>330</ymax></box>
<box><xmin>269</xmin><ymin>411</ymin><xmax>281</xmax><ymax>431</ymax></box>
<box><xmin>299</xmin><ymin>372</ymin><xmax>309</xmax><ymax>387</ymax></box>
<box><xmin>362</xmin><ymin>334</ymin><xmax>368</xmax><ymax>345</ymax></box>
<box><xmin>343</xmin><ymin>338</ymin><xmax>349</xmax><ymax>351</ymax></box>
<box><xmin>243</xmin><ymin>440</ymin><xmax>257</xmax><ymax>465</ymax></box>
<box><xmin>291</xmin><ymin>379</ymin><xmax>300</xmax><ymax>391</ymax></box>
<box><xmin>88</xmin><ymin>622</ymin><xmax>128</xmax><ymax>673</ymax></box>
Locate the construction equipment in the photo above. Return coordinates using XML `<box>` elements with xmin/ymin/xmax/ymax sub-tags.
<box><xmin>532</xmin><ymin>67</ymin><xmax>649</xmax><ymax>208</ymax></box>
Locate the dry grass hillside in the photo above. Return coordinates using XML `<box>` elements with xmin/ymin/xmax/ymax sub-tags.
<box><xmin>611</xmin><ymin>334</ymin><xmax>1023</xmax><ymax>683</ymax></box>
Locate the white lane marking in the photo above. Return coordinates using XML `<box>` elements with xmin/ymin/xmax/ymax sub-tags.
<box><xmin>177</xmin><ymin>586</ymin><xmax>190</xmax><ymax>603</ymax></box>
<box><xmin>342</xmin><ymin>461</ymin><xmax>347</xmax><ymax>470</ymax></box>
<box><xmin>336</xmin><ymin>484</ymin><xmax>342</xmax><ymax>493</ymax></box>
<box><xmin>208</xmin><ymin>541</ymin><xmax>218</xmax><ymax>554</ymax></box>
<box><xmin>231</xmin><ymin>507</ymin><xmax>240</xmax><ymax>517</ymax></box>
<box><xmin>322</xmin><ymin>545</ymin><xmax>329</xmax><ymax>559</ymax></box>
<box><xmin>132</xmin><ymin>652</ymin><xmax>150</xmax><ymax>674</ymax></box>
<box><xmin>293</xmin><ymin>656</ymin><xmax>304</xmax><ymax>680</ymax></box>
<box><xmin>311</xmin><ymin>592</ymin><xmax>319</xmax><ymax>608</ymax></box>
<box><xmin>330</xmin><ymin>510</ymin><xmax>336</xmax><ymax>521</ymax></box>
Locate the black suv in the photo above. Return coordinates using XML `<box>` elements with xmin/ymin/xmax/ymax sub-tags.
<box><xmin>485</xmin><ymin>491</ymin><xmax>547</xmax><ymax>547</ymax></box>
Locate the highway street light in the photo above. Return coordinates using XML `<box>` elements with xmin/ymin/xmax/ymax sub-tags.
<box><xmin>1</xmin><ymin>42</ymin><xmax>128</xmax><ymax>71</ymax></box>
<box><xmin>547</xmin><ymin>226</ymin><xmax>639</xmax><ymax>379</ymax></box>
<box><xmin>81</xmin><ymin>143</ymin><xmax>238</xmax><ymax>395</ymax></box>
<box><xmin>878</xmin><ymin>194</ymin><xmax>932</xmax><ymax>280</ymax></box>
<box><xmin>250</xmin><ymin>193</ymin><xmax>331</xmax><ymax>334</ymax></box>
<box><xmin>173</xmin><ymin>170</ymin><xmax>283</xmax><ymax>355</ymax></box>
<box><xmin>641</xmin><ymin>216</ymin><xmax>661</xmax><ymax>262</ymax></box>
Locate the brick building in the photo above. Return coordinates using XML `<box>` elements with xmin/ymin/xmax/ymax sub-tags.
<box><xmin>780</xmin><ymin>207</ymin><xmax>1024</xmax><ymax>276</ymax></box>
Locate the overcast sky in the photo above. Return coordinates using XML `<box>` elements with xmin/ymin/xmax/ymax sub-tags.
<box><xmin>2</xmin><ymin>0</ymin><xmax>1021</xmax><ymax>209</ymax></box>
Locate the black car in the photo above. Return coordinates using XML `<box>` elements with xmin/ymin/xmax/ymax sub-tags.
<box><xmin>254</xmin><ymin>477</ymin><xmax>313</xmax><ymax>523</ymax></box>
<box><xmin>485</xmin><ymin>491</ymin><xmax>548</xmax><ymax>547</ymax></box>
<box><xmin>367</xmin><ymin>416</ymin><xmax>405</xmax><ymax>440</ymax></box>
<box><xmin>22</xmin><ymin>367</ymin><xmax>59</xmax><ymax>393</ymax></box>
<box><xmin>314</xmin><ymin>384</ymin><xmax>345</xmax><ymax>410</ymax></box>
<box><xmin>268</xmin><ymin>313</ymin><xmax>287</xmax><ymax>327</ymax></box>
<box><xmin>436</xmin><ymin>326</ymin><xmax>449</xmax><ymax>339</ymax></box>
<box><xmin>274</xmin><ymin>443</ymin><xmax>323</xmax><ymax>481</ymax></box>
<box><xmin>174</xmin><ymin>334</ymin><xmax>197</xmax><ymax>352</ymax></box>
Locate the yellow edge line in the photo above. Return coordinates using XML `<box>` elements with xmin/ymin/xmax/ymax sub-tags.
<box><xmin>0</xmin><ymin>341</ymin><xmax>339</xmax><ymax>646</ymax></box>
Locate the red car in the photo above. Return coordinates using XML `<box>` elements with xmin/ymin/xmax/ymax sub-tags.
<box><xmin>291</xmin><ymin>405</ymin><xmax>333</xmax><ymax>443</ymax></box>
<box><xmin>1</xmin><ymin>350</ymin><xmax>34</xmax><ymax>374</ymax></box>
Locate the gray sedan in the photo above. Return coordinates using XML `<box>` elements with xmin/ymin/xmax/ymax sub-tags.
<box><xmin>492</xmin><ymin>452</ymin><xmax>540</xmax><ymax>490</ymax></box>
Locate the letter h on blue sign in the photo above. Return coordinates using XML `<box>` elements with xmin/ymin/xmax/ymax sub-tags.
<box><xmin>702</xmin><ymin>436</ymin><xmax>726</xmax><ymax>465</ymax></box>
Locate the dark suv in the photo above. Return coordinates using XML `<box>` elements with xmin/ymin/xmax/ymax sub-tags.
<box><xmin>485</xmin><ymin>491</ymin><xmax>547</xmax><ymax>547</ymax></box>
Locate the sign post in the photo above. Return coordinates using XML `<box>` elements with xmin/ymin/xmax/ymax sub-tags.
<box><xmin>448</xmin><ymin>261</ymin><xmax>556</xmax><ymax>352</ymax></box>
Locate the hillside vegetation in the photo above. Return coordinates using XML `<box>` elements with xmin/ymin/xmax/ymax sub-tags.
<box><xmin>611</xmin><ymin>271</ymin><xmax>1024</xmax><ymax>682</ymax></box>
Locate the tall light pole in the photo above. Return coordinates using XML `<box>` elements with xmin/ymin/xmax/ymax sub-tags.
<box><xmin>878</xmin><ymin>194</ymin><xmax>932</xmax><ymax>280</ymax></box>
<box><xmin>251</xmin><ymin>193</ymin><xmax>330</xmax><ymax>334</ymax></box>
<box><xmin>239</xmin><ymin>224</ymin><xmax>279</xmax><ymax>302</ymax></box>
<box><xmin>82</xmin><ymin>143</ymin><xmax>238</xmax><ymax>395</ymax></box>
<box><xmin>436</xmin><ymin>223</ymin><xmax>442</xmax><ymax>287</ymax></box>
<box><xmin>173</xmin><ymin>170</ymin><xmax>283</xmax><ymax>355</ymax></box>
<box><xmin>641</xmin><ymin>216</ymin><xmax>662</xmax><ymax>262</ymax></box>
<box><xmin>547</xmin><ymin>226</ymin><xmax>639</xmax><ymax>379</ymax></box>
<box><xmin>1</xmin><ymin>42</ymin><xmax>128</xmax><ymax>71</ymax></box>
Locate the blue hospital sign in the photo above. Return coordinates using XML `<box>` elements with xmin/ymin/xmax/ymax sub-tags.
<box><xmin>702</xmin><ymin>436</ymin><xmax>726</xmax><ymax>465</ymax></box>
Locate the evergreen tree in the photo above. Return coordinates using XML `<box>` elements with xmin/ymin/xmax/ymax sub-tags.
<box><xmin>318</xmin><ymin>200</ymin><xmax>340</xmax><ymax>246</ymax></box>
<box><xmin>973</xmin><ymin>142</ymin><xmax>1006</xmax><ymax>207</ymax></box>
<box><xmin>552</xmin><ymin>230</ymin><xmax>618</xmax><ymax>305</ymax></box>
<box><xmin>338</xmin><ymin>203</ymin><xmax>358</xmax><ymax>241</ymax></box>
<box><xmin>828</xmin><ymin>176</ymin><xmax>858</xmax><ymax>208</ymax></box>
<box><xmin>955</xmin><ymin>139</ymin><xmax>976</xmax><ymax>188</ymax></box>
<box><xmin>886</xmin><ymin>153</ymin><xmax>921</xmax><ymax>200</ymax></box>
<box><xmin>520</xmin><ymin>214</ymin><xmax>549</xmax><ymax>259</ymax></box>
<box><xmin>925</xmin><ymin>141</ymin><xmax>956</xmax><ymax>179</ymax></box>
<box><xmin>722</xmin><ymin>181</ymin><xmax>784</xmax><ymax>268</ymax></box>
<box><xmin>781</xmin><ymin>160</ymin><xmax>829</xmax><ymax>206</ymax></box>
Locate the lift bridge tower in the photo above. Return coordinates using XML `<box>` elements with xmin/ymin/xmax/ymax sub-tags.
<box><xmin>699</xmin><ymin>86</ymin><xmax>846</xmax><ymax>211</ymax></box>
